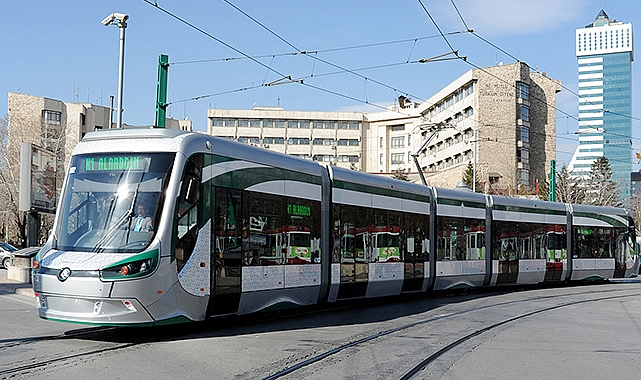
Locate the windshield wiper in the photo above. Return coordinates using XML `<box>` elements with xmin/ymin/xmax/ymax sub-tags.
<box><xmin>92</xmin><ymin>184</ymin><xmax>140</xmax><ymax>252</ymax></box>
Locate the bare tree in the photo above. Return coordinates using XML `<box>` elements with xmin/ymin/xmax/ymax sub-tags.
<box><xmin>555</xmin><ymin>164</ymin><xmax>585</xmax><ymax>204</ymax></box>
<box><xmin>0</xmin><ymin>113</ymin><xmax>27</xmax><ymax>245</ymax></box>
<box><xmin>585</xmin><ymin>156</ymin><xmax>622</xmax><ymax>207</ymax></box>
<box><xmin>630</xmin><ymin>194</ymin><xmax>641</xmax><ymax>236</ymax></box>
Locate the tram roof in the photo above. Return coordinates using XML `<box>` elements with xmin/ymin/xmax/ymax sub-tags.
<box><xmin>489</xmin><ymin>194</ymin><xmax>568</xmax><ymax>212</ymax></box>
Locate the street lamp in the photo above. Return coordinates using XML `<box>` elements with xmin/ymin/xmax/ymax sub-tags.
<box><xmin>102</xmin><ymin>13</ymin><xmax>129</xmax><ymax>129</ymax></box>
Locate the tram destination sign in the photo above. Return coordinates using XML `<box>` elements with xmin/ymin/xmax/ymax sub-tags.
<box><xmin>81</xmin><ymin>155</ymin><xmax>151</xmax><ymax>172</ymax></box>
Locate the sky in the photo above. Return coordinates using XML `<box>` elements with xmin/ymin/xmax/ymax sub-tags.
<box><xmin>1</xmin><ymin>0</ymin><xmax>640</xmax><ymax>169</ymax></box>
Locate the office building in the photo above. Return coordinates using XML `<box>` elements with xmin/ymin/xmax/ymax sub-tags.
<box><xmin>368</xmin><ymin>62</ymin><xmax>562</xmax><ymax>192</ymax></box>
<box><xmin>569</xmin><ymin>10</ymin><xmax>633</xmax><ymax>199</ymax></box>
<box><xmin>208</xmin><ymin>107</ymin><xmax>365</xmax><ymax>170</ymax></box>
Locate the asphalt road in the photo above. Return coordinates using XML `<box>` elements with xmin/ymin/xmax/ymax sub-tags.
<box><xmin>1</xmin><ymin>269</ymin><xmax>640</xmax><ymax>379</ymax></box>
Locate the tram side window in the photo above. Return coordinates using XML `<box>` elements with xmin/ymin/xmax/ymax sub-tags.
<box><xmin>493</xmin><ymin>221</ymin><xmax>519</xmax><ymax>261</ymax></box>
<box><xmin>370</xmin><ymin>209</ymin><xmax>402</xmax><ymax>263</ymax></box>
<box><xmin>246</xmin><ymin>194</ymin><xmax>283</xmax><ymax>265</ymax></box>
<box><xmin>575</xmin><ymin>227</ymin><xmax>618</xmax><ymax>259</ymax></box>
<box><xmin>333</xmin><ymin>204</ymin><xmax>371</xmax><ymax>264</ymax></box>
<box><xmin>175</xmin><ymin>154</ymin><xmax>203</xmax><ymax>273</ymax></box>
<box><xmin>284</xmin><ymin>197</ymin><xmax>321</xmax><ymax>264</ymax></box>
<box><xmin>403</xmin><ymin>212</ymin><xmax>429</xmax><ymax>263</ymax></box>
<box><xmin>438</xmin><ymin>216</ymin><xmax>485</xmax><ymax>261</ymax></box>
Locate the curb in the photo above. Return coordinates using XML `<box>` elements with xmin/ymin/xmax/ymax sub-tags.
<box><xmin>16</xmin><ymin>287</ymin><xmax>35</xmax><ymax>298</ymax></box>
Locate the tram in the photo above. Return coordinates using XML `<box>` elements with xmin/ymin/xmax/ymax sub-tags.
<box><xmin>32</xmin><ymin>129</ymin><xmax>640</xmax><ymax>325</ymax></box>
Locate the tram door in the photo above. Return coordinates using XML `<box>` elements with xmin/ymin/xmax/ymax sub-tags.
<box><xmin>336</xmin><ymin>204</ymin><xmax>369</xmax><ymax>299</ymax></box>
<box><xmin>210</xmin><ymin>188</ymin><xmax>242</xmax><ymax>315</ymax></box>
<box><xmin>494</xmin><ymin>221</ymin><xmax>519</xmax><ymax>284</ymax></box>
<box><xmin>402</xmin><ymin>213</ymin><xmax>428</xmax><ymax>292</ymax></box>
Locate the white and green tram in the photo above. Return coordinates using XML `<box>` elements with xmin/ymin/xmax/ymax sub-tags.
<box><xmin>32</xmin><ymin>129</ymin><xmax>639</xmax><ymax>326</ymax></box>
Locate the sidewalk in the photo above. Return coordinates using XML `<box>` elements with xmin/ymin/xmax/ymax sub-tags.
<box><xmin>0</xmin><ymin>268</ymin><xmax>35</xmax><ymax>298</ymax></box>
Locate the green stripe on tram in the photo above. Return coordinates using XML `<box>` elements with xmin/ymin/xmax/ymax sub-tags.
<box><xmin>209</xmin><ymin>156</ymin><xmax>321</xmax><ymax>190</ymax></box>
<box><xmin>437</xmin><ymin>198</ymin><xmax>485</xmax><ymax>209</ymax></box>
<box><xmin>493</xmin><ymin>204</ymin><xmax>566</xmax><ymax>216</ymax></box>
<box><xmin>573</xmin><ymin>212</ymin><xmax>627</xmax><ymax>228</ymax></box>
<box><xmin>333</xmin><ymin>179</ymin><xmax>430</xmax><ymax>203</ymax></box>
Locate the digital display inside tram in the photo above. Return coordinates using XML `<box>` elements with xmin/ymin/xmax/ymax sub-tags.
<box><xmin>80</xmin><ymin>155</ymin><xmax>152</xmax><ymax>173</ymax></box>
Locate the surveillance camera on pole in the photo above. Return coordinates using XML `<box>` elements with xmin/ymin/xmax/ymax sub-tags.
<box><xmin>102</xmin><ymin>12</ymin><xmax>129</xmax><ymax>27</ymax></box>
<box><xmin>102</xmin><ymin>12</ymin><xmax>129</xmax><ymax>129</ymax></box>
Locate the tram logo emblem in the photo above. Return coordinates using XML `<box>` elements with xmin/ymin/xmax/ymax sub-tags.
<box><xmin>57</xmin><ymin>267</ymin><xmax>72</xmax><ymax>282</ymax></box>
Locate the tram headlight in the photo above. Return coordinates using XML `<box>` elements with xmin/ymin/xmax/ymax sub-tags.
<box><xmin>100</xmin><ymin>250</ymin><xmax>159</xmax><ymax>280</ymax></box>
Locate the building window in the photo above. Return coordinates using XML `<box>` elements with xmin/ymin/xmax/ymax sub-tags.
<box><xmin>313</xmin><ymin>121</ymin><xmax>323</xmax><ymax>129</ymax></box>
<box><xmin>43</xmin><ymin>110</ymin><xmax>62</xmax><ymax>125</ymax></box>
<box><xmin>288</xmin><ymin>137</ymin><xmax>308</xmax><ymax>145</ymax></box>
<box><xmin>380</xmin><ymin>137</ymin><xmax>383</xmax><ymax>149</ymax></box>
<box><xmin>223</xmin><ymin>118</ymin><xmax>236</xmax><ymax>127</ymax></box>
<box><xmin>338</xmin><ymin>155</ymin><xmax>359</xmax><ymax>163</ymax></box>
<box><xmin>348</xmin><ymin>122</ymin><xmax>360</xmax><ymax>130</ymax></box>
<box><xmin>287</xmin><ymin>120</ymin><xmax>298</xmax><ymax>128</ymax></box>
<box><xmin>211</xmin><ymin>118</ymin><xmax>223</xmax><ymax>127</ymax></box>
<box><xmin>391</xmin><ymin>136</ymin><xmax>404</xmax><ymax>148</ymax></box>
<box><xmin>324</xmin><ymin>121</ymin><xmax>335</xmax><ymax>129</ymax></box>
<box><xmin>390</xmin><ymin>124</ymin><xmax>405</xmax><ymax>131</ymax></box>
<box><xmin>263</xmin><ymin>119</ymin><xmax>274</xmax><ymax>128</ymax></box>
<box><xmin>391</xmin><ymin>153</ymin><xmax>404</xmax><ymax>164</ymax></box>
<box><xmin>275</xmin><ymin>119</ymin><xmax>286</xmax><ymax>128</ymax></box>
<box><xmin>338</xmin><ymin>121</ymin><xmax>348</xmax><ymax>130</ymax></box>
<box><xmin>517</xmin><ymin>169</ymin><xmax>529</xmax><ymax>184</ymax></box>
<box><xmin>454</xmin><ymin>90</ymin><xmax>463</xmax><ymax>102</ymax></box>
<box><xmin>299</xmin><ymin>120</ymin><xmax>310</xmax><ymax>129</ymax></box>
<box><xmin>516</xmin><ymin>82</ymin><xmax>529</xmax><ymax>100</ymax></box>
<box><xmin>517</xmin><ymin>147</ymin><xmax>530</xmax><ymax>165</ymax></box>
<box><xmin>445</xmin><ymin>96</ymin><xmax>454</xmax><ymax>108</ymax></box>
<box><xmin>380</xmin><ymin>153</ymin><xmax>383</xmax><ymax>165</ymax></box>
<box><xmin>464</xmin><ymin>107</ymin><xmax>474</xmax><ymax>118</ymax></box>
<box><xmin>338</xmin><ymin>139</ymin><xmax>359</xmax><ymax>146</ymax></box>
<box><xmin>464</xmin><ymin>83</ymin><xmax>474</xmax><ymax>96</ymax></box>
<box><xmin>517</xmin><ymin>104</ymin><xmax>530</xmax><ymax>122</ymax></box>
<box><xmin>518</xmin><ymin>125</ymin><xmax>530</xmax><ymax>143</ymax></box>
<box><xmin>312</xmin><ymin>155</ymin><xmax>334</xmax><ymax>162</ymax></box>
<box><xmin>263</xmin><ymin>137</ymin><xmax>284</xmax><ymax>145</ymax></box>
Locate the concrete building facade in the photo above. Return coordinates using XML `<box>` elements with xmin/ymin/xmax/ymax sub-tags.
<box><xmin>208</xmin><ymin>107</ymin><xmax>365</xmax><ymax>170</ymax></box>
<box><xmin>368</xmin><ymin>62</ymin><xmax>562</xmax><ymax>192</ymax></box>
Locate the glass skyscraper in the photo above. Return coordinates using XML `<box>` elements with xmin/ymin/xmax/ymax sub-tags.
<box><xmin>569</xmin><ymin>10</ymin><xmax>633</xmax><ymax>200</ymax></box>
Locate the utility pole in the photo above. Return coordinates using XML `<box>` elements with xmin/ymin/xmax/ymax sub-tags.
<box><xmin>155</xmin><ymin>54</ymin><xmax>169</xmax><ymax>128</ymax></box>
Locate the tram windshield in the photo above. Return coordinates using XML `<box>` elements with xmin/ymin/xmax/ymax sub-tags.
<box><xmin>55</xmin><ymin>153</ymin><xmax>174</xmax><ymax>253</ymax></box>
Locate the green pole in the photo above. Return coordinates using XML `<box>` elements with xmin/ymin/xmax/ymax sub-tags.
<box><xmin>549</xmin><ymin>159</ymin><xmax>556</xmax><ymax>202</ymax></box>
<box><xmin>154</xmin><ymin>54</ymin><xmax>169</xmax><ymax>128</ymax></box>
